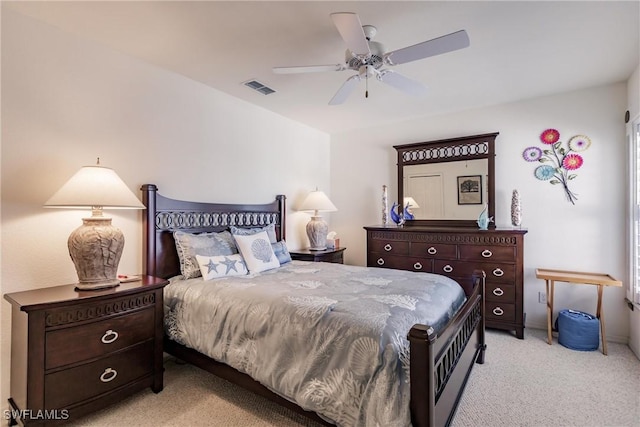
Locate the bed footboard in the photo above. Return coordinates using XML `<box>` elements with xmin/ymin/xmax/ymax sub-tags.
<box><xmin>408</xmin><ymin>270</ymin><xmax>486</xmax><ymax>427</ymax></box>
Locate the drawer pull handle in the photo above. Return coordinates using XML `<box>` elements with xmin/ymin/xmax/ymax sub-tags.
<box><xmin>100</xmin><ymin>368</ymin><xmax>118</xmax><ymax>383</ymax></box>
<box><xmin>492</xmin><ymin>307</ymin><xmax>504</xmax><ymax>316</ymax></box>
<box><xmin>493</xmin><ymin>288</ymin><xmax>504</xmax><ymax>297</ymax></box>
<box><xmin>384</xmin><ymin>244</ymin><xmax>393</xmax><ymax>252</ymax></box>
<box><xmin>493</xmin><ymin>268</ymin><xmax>504</xmax><ymax>277</ymax></box>
<box><xmin>427</xmin><ymin>247</ymin><xmax>437</xmax><ymax>255</ymax></box>
<box><xmin>443</xmin><ymin>265</ymin><xmax>453</xmax><ymax>273</ymax></box>
<box><xmin>482</xmin><ymin>249</ymin><xmax>493</xmax><ymax>258</ymax></box>
<box><xmin>377</xmin><ymin>258</ymin><xmax>385</xmax><ymax>266</ymax></box>
<box><xmin>101</xmin><ymin>330</ymin><xmax>119</xmax><ymax>344</ymax></box>
<box><xmin>413</xmin><ymin>262</ymin><xmax>423</xmax><ymax>270</ymax></box>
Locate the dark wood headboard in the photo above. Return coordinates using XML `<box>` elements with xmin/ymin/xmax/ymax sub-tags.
<box><xmin>141</xmin><ymin>184</ymin><xmax>286</xmax><ymax>279</ymax></box>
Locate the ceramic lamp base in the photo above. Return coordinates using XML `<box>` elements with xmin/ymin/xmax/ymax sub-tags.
<box><xmin>306</xmin><ymin>215</ymin><xmax>328</xmax><ymax>251</ymax></box>
<box><xmin>68</xmin><ymin>217</ymin><xmax>124</xmax><ymax>290</ymax></box>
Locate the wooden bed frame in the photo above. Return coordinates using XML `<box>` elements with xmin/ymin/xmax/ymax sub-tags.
<box><xmin>141</xmin><ymin>184</ymin><xmax>486</xmax><ymax>427</ymax></box>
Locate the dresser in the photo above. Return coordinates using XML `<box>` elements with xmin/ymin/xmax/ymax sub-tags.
<box><xmin>365</xmin><ymin>226</ymin><xmax>527</xmax><ymax>338</ymax></box>
<box><xmin>4</xmin><ymin>276</ymin><xmax>168</xmax><ymax>425</ymax></box>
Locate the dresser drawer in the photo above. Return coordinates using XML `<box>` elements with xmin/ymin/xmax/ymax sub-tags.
<box><xmin>45</xmin><ymin>341</ymin><xmax>153</xmax><ymax>409</ymax></box>
<box><xmin>434</xmin><ymin>260</ymin><xmax>515</xmax><ymax>282</ymax></box>
<box><xmin>486</xmin><ymin>283</ymin><xmax>516</xmax><ymax>303</ymax></box>
<box><xmin>486</xmin><ymin>302</ymin><xmax>516</xmax><ymax>322</ymax></box>
<box><xmin>410</xmin><ymin>242</ymin><xmax>457</xmax><ymax>259</ymax></box>
<box><xmin>368</xmin><ymin>239</ymin><xmax>409</xmax><ymax>256</ymax></box>
<box><xmin>369</xmin><ymin>254</ymin><xmax>433</xmax><ymax>273</ymax></box>
<box><xmin>403</xmin><ymin>257</ymin><xmax>433</xmax><ymax>273</ymax></box>
<box><xmin>46</xmin><ymin>307</ymin><xmax>155</xmax><ymax>370</ymax></box>
<box><xmin>459</xmin><ymin>245</ymin><xmax>516</xmax><ymax>262</ymax></box>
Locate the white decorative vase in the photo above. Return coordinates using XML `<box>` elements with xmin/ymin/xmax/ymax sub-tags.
<box><xmin>511</xmin><ymin>189</ymin><xmax>522</xmax><ymax>227</ymax></box>
<box><xmin>382</xmin><ymin>185</ymin><xmax>388</xmax><ymax>225</ymax></box>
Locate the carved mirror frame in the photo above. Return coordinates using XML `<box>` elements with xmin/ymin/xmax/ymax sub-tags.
<box><xmin>395</xmin><ymin>132</ymin><xmax>498</xmax><ymax>228</ymax></box>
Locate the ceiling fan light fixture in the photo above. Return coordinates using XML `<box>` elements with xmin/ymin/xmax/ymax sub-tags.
<box><xmin>362</xmin><ymin>25</ymin><xmax>377</xmax><ymax>40</ymax></box>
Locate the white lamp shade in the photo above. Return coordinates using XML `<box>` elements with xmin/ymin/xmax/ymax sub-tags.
<box><xmin>404</xmin><ymin>197</ymin><xmax>420</xmax><ymax>209</ymax></box>
<box><xmin>299</xmin><ymin>190</ymin><xmax>337</xmax><ymax>213</ymax></box>
<box><xmin>44</xmin><ymin>165</ymin><xmax>144</xmax><ymax>209</ymax></box>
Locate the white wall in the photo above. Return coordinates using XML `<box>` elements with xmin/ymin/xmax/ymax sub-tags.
<box><xmin>0</xmin><ymin>9</ymin><xmax>330</xmax><ymax>406</ymax></box>
<box><xmin>331</xmin><ymin>83</ymin><xmax>629</xmax><ymax>344</ymax></box>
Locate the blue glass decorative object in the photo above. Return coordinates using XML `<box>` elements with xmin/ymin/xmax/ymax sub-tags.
<box><xmin>403</xmin><ymin>203</ymin><xmax>414</xmax><ymax>220</ymax></box>
<box><xmin>476</xmin><ymin>204</ymin><xmax>493</xmax><ymax>230</ymax></box>
<box><xmin>390</xmin><ymin>203</ymin><xmax>405</xmax><ymax>226</ymax></box>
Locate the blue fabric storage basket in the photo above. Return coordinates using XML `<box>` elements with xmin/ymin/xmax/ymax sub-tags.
<box><xmin>555</xmin><ymin>309</ymin><xmax>599</xmax><ymax>351</ymax></box>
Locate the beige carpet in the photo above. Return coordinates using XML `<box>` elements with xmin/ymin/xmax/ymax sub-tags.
<box><xmin>68</xmin><ymin>328</ymin><xmax>640</xmax><ymax>426</ymax></box>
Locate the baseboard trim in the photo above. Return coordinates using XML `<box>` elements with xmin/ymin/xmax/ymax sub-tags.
<box><xmin>525</xmin><ymin>323</ymin><xmax>629</xmax><ymax>345</ymax></box>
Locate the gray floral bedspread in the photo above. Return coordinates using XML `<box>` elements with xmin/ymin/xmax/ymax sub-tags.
<box><xmin>164</xmin><ymin>261</ymin><xmax>466</xmax><ymax>427</ymax></box>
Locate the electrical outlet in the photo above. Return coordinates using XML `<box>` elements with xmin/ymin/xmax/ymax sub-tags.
<box><xmin>538</xmin><ymin>292</ymin><xmax>547</xmax><ymax>304</ymax></box>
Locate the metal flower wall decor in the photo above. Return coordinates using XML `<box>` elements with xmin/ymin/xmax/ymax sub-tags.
<box><xmin>522</xmin><ymin>129</ymin><xmax>591</xmax><ymax>205</ymax></box>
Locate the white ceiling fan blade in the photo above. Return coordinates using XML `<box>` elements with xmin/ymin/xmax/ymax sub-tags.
<box><xmin>330</xmin><ymin>12</ymin><xmax>371</xmax><ymax>56</ymax></box>
<box><xmin>329</xmin><ymin>74</ymin><xmax>362</xmax><ymax>105</ymax></box>
<box><xmin>273</xmin><ymin>64</ymin><xmax>346</xmax><ymax>74</ymax></box>
<box><xmin>378</xmin><ymin>70</ymin><xmax>428</xmax><ymax>96</ymax></box>
<box><xmin>386</xmin><ymin>30</ymin><xmax>470</xmax><ymax>65</ymax></box>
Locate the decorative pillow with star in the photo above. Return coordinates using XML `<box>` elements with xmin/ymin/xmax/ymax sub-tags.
<box><xmin>196</xmin><ymin>253</ymin><xmax>248</xmax><ymax>280</ymax></box>
<box><xmin>232</xmin><ymin>231</ymin><xmax>280</xmax><ymax>273</ymax></box>
<box><xmin>174</xmin><ymin>230</ymin><xmax>238</xmax><ymax>279</ymax></box>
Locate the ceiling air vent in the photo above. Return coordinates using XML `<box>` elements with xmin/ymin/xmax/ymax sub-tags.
<box><xmin>243</xmin><ymin>80</ymin><xmax>276</xmax><ymax>95</ymax></box>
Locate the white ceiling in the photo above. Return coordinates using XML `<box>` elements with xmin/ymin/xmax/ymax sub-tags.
<box><xmin>5</xmin><ymin>1</ymin><xmax>639</xmax><ymax>134</ymax></box>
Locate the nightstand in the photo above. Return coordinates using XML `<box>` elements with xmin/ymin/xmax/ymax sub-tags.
<box><xmin>290</xmin><ymin>247</ymin><xmax>346</xmax><ymax>264</ymax></box>
<box><xmin>4</xmin><ymin>276</ymin><xmax>168</xmax><ymax>425</ymax></box>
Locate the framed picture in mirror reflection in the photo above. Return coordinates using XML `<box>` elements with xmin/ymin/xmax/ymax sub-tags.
<box><xmin>457</xmin><ymin>175</ymin><xmax>482</xmax><ymax>205</ymax></box>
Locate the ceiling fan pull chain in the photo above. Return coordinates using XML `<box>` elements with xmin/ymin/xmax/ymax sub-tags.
<box><xmin>365</xmin><ymin>66</ymin><xmax>369</xmax><ymax>98</ymax></box>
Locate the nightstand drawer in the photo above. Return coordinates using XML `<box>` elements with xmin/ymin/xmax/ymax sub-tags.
<box><xmin>46</xmin><ymin>307</ymin><xmax>155</xmax><ymax>370</ymax></box>
<box><xmin>45</xmin><ymin>341</ymin><xmax>153</xmax><ymax>409</ymax></box>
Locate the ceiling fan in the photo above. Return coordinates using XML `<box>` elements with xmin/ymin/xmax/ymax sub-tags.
<box><xmin>273</xmin><ymin>12</ymin><xmax>470</xmax><ymax>105</ymax></box>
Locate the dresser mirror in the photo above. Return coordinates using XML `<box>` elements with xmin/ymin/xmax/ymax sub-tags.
<box><xmin>394</xmin><ymin>132</ymin><xmax>498</xmax><ymax>228</ymax></box>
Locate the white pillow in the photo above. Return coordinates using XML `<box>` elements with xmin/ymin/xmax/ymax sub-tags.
<box><xmin>196</xmin><ymin>254</ymin><xmax>248</xmax><ymax>280</ymax></box>
<box><xmin>233</xmin><ymin>231</ymin><xmax>280</xmax><ymax>273</ymax></box>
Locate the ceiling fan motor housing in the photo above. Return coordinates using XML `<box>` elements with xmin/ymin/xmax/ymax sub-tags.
<box><xmin>345</xmin><ymin>40</ymin><xmax>385</xmax><ymax>70</ymax></box>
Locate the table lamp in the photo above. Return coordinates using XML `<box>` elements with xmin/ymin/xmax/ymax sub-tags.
<box><xmin>44</xmin><ymin>159</ymin><xmax>145</xmax><ymax>290</ymax></box>
<box><xmin>299</xmin><ymin>189</ymin><xmax>337</xmax><ymax>250</ymax></box>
